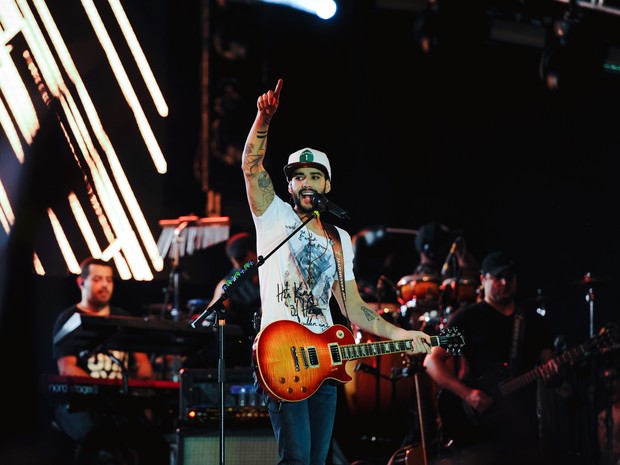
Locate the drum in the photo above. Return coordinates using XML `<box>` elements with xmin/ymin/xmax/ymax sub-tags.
<box><xmin>440</xmin><ymin>277</ymin><xmax>480</xmax><ymax>310</ymax></box>
<box><xmin>396</xmin><ymin>274</ymin><xmax>440</xmax><ymax>311</ymax></box>
<box><xmin>343</xmin><ymin>303</ymin><xmax>414</xmax><ymax>434</ymax></box>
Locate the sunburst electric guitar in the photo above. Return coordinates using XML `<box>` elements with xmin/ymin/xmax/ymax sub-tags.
<box><xmin>253</xmin><ymin>320</ymin><xmax>465</xmax><ymax>402</ymax></box>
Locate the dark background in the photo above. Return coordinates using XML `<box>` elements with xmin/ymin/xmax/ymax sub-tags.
<box><xmin>1</xmin><ymin>0</ymin><xmax>620</xmax><ymax>463</ymax></box>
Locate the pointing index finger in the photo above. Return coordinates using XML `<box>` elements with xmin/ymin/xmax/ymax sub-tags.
<box><xmin>274</xmin><ymin>79</ymin><xmax>283</xmax><ymax>99</ymax></box>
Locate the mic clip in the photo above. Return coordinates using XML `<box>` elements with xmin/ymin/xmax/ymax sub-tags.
<box><xmin>311</xmin><ymin>193</ymin><xmax>350</xmax><ymax>220</ymax></box>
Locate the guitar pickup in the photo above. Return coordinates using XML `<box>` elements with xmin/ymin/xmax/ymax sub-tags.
<box><xmin>329</xmin><ymin>343</ymin><xmax>342</xmax><ymax>365</ymax></box>
<box><xmin>307</xmin><ymin>346</ymin><xmax>319</xmax><ymax>368</ymax></box>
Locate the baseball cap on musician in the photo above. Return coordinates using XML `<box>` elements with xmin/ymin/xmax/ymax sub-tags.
<box><xmin>480</xmin><ymin>251</ymin><xmax>515</xmax><ymax>277</ymax></box>
<box><xmin>283</xmin><ymin>148</ymin><xmax>332</xmax><ymax>181</ymax></box>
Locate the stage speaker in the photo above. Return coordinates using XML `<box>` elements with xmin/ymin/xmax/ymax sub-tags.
<box><xmin>176</xmin><ymin>427</ymin><xmax>278</xmax><ymax>465</ymax></box>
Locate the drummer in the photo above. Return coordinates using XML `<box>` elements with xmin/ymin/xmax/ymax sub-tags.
<box><xmin>413</xmin><ymin>221</ymin><xmax>452</xmax><ymax>277</ymax></box>
<box><xmin>412</xmin><ymin>221</ymin><xmax>479</xmax><ymax>280</ymax></box>
<box><xmin>397</xmin><ymin>222</ymin><xmax>480</xmax><ymax>331</ymax></box>
<box><xmin>396</xmin><ymin>222</ymin><xmax>451</xmax><ymax>328</ymax></box>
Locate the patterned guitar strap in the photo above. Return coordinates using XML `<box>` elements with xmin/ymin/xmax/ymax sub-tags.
<box><xmin>322</xmin><ymin>223</ymin><xmax>352</xmax><ymax>332</ymax></box>
<box><xmin>510</xmin><ymin>309</ymin><xmax>525</xmax><ymax>373</ymax></box>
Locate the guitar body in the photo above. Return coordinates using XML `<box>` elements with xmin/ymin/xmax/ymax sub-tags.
<box><xmin>253</xmin><ymin>321</ymin><xmax>356</xmax><ymax>402</ymax></box>
<box><xmin>436</xmin><ymin>368</ymin><xmax>513</xmax><ymax>449</ymax></box>
<box><xmin>437</xmin><ymin>371</ymin><xmax>537</xmax><ymax>449</ymax></box>
<box><xmin>436</xmin><ymin>388</ymin><xmax>485</xmax><ymax>448</ymax></box>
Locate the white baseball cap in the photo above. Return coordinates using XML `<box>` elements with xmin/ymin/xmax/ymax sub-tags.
<box><xmin>283</xmin><ymin>147</ymin><xmax>331</xmax><ymax>181</ymax></box>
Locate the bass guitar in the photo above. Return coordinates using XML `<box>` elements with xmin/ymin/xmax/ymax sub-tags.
<box><xmin>253</xmin><ymin>320</ymin><xmax>465</xmax><ymax>402</ymax></box>
<box><xmin>437</xmin><ymin>325</ymin><xmax>618</xmax><ymax>446</ymax></box>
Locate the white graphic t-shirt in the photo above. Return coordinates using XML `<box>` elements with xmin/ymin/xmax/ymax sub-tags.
<box><xmin>253</xmin><ymin>197</ymin><xmax>355</xmax><ymax>334</ymax></box>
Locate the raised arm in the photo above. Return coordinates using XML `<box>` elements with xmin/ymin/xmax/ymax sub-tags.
<box><xmin>242</xmin><ymin>79</ymin><xmax>283</xmax><ymax>217</ymax></box>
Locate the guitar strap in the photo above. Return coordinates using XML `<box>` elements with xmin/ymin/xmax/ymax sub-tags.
<box><xmin>322</xmin><ymin>222</ymin><xmax>352</xmax><ymax>331</ymax></box>
<box><xmin>510</xmin><ymin>309</ymin><xmax>525</xmax><ymax>372</ymax></box>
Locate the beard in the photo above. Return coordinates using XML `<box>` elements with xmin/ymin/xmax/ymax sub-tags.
<box><xmin>292</xmin><ymin>192</ymin><xmax>319</xmax><ymax>214</ymax></box>
<box><xmin>491</xmin><ymin>288</ymin><xmax>515</xmax><ymax>306</ymax></box>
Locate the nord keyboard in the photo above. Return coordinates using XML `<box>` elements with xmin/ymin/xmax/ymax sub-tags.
<box><xmin>53</xmin><ymin>313</ymin><xmax>244</xmax><ymax>355</ymax></box>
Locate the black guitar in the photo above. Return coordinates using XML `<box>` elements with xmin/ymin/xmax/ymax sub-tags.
<box><xmin>437</xmin><ymin>326</ymin><xmax>618</xmax><ymax>447</ymax></box>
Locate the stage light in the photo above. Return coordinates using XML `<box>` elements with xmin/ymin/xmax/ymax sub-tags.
<box><xmin>259</xmin><ymin>0</ymin><xmax>337</xmax><ymax>20</ymax></box>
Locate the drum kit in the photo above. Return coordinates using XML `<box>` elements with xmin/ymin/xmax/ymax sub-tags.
<box><xmin>395</xmin><ymin>272</ymin><xmax>480</xmax><ymax>335</ymax></box>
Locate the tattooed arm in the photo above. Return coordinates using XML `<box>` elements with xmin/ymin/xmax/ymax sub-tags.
<box><xmin>242</xmin><ymin>79</ymin><xmax>283</xmax><ymax>217</ymax></box>
<box><xmin>333</xmin><ymin>279</ymin><xmax>431</xmax><ymax>355</ymax></box>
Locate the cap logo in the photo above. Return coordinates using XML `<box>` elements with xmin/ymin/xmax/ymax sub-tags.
<box><xmin>298</xmin><ymin>149</ymin><xmax>315</xmax><ymax>162</ymax></box>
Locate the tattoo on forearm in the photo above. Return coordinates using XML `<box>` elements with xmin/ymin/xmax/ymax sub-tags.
<box><xmin>361</xmin><ymin>305</ymin><xmax>379</xmax><ymax>322</ymax></box>
<box><xmin>257</xmin><ymin>135</ymin><xmax>267</xmax><ymax>152</ymax></box>
<box><xmin>248</xmin><ymin>172</ymin><xmax>274</xmax><ymax>211</ymax></box>
<box><xmin>258</xmin><ymin>172</ymin><xmax>272</xmax><ymax>191</ymax></box>
<box><xmin>244</xmin><ymin>149</ymin><xmax>262</xmax><ymax>174</ymax></box>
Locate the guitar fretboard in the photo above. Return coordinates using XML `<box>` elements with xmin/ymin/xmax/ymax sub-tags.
<box><xmin>339</xmin><ymin>340</ymin><xmax>413</xmax><ymax>360</ymax></box>
<box><xmin>337</xmin><ymin>334</ymin><xmax>449</xmax><ymax>361</ymax></box>
<box><xmin>500</xmin><ymin>337</ymin><xmax>605</xmax><ymax>396</ymax></box>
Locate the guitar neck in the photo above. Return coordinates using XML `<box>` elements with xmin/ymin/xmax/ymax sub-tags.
<box><xmin>499</xmin><ymin>339</ymin><xmax>593</xmax><ymax>397</ymax></box>
<box><xmin>339</xmin><ymin>335</ymin><xmax>444</xmax><ymax>361</ymax></box>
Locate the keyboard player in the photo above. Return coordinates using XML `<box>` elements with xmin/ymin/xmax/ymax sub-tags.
<box><xmin>51</xmin><ymin>257</ymin><xmax>170</xmax><ymax>465</ymax></box>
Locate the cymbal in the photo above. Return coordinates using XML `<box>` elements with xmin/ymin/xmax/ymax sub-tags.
<box><xmin>572</xmin><ymin>275</ymin><xmax>613</xmax><ymax>287</ymax></box>
<box><xmin>523</xmin><ymin>291</ymin><xmax>558</xmax><ymax>306</ymax></box>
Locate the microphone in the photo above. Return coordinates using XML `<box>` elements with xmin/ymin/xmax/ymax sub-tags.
<box><xmin>311</xmin><ymin>193</ymin><xmax>350</xmax><ymax>220</ymax></box>
<box><xmin>441</xmin><ymin>238</ymin><xmax>461</xmax><ymax>277</ymax></box>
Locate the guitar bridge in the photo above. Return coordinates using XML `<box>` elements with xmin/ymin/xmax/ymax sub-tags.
<box><xmin>300</xmin><ymin>346</ymin><xmax>309</xmax><ymax>369</ymax></box>
<box><xmin>290</xmin><ymin>346</ymin><xmax>300</xmax><ymax>372</ymax></box>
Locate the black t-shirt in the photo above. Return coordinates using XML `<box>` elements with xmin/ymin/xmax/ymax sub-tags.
<box><xmin>444</xmin><ymin>300</ymin><xmax>555</xmax><ymax>450</ymax></box>
<box><xmin>52</xmin><ymin>305</ymin><xmax>135</xmax><ymax>379</ymax></box>
<box><xmin>448</xmin><ymin>300</ymin><xmax>553</xmax><ymax>379</ymax></box>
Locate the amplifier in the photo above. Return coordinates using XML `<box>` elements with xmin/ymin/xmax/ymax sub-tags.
<box><xmin>178</xmin><ymin>367</ymin><xmax>269</xmax><ymax>425</ymax></box>
<box><xmin>175</xmin><ymin>367</ymin><xmax>277</xmax><ymax>464</ymax></box>
<box><xmin>175</xmin><ymin>426</ymin><xmax>278</xmax><ymax>465</ymax></box>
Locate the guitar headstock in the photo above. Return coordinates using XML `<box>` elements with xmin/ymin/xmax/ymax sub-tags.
<box><xmin>437</xmin><ymin>326</ymin><xmax>466</xmax><ymax>356</ymax></box>
<box><xmin>592</xmin><ymin>323</ymin><xmax>620</xmax><ymax>355</ymax></box>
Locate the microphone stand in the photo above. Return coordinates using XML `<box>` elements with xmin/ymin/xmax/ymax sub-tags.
<box><xmin>190</xmin><ymin>211</ymin><xmax>320</xmax><ymax>465</ymax></box>
<box><xmin>160</xmin><ymin>222</ymin><xmax>187</xmax><ymax>380</ymax></box>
